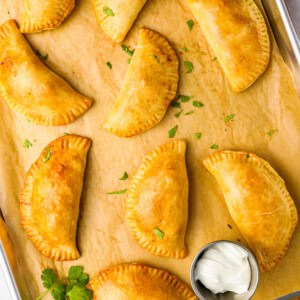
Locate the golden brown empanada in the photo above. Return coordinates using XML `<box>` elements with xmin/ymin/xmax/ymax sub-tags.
<box><xmin>204</xmin><ymin>151</ymin><xmax>298</xmax><ymax>272</ymax></box>
<box><xmin>20</xmin><ymin>0</ymin><xmax>75</xmax><ymax>33</ymax></box>
<box><xmin>20</xmin><ymin>135</ymin><xmax>91</xmax><ymax>261</ymax></box>
<box><xmin>104</xmin><ymin>28</ymin><xmax>179</xmax><ymax>137</ymax></box>
<box><xmin>0</xmin><ymin>20</ymin><xmax>93</xmax><ymax>126</ymax></box>
<box><xmin>93</xmin><ymin>0</ymin><xmax>147</xmax><ymax>43</ymax></box>
<box><xmin>126</xmin><ymin>140</ymin><xmax>188</xmax><ymax>258</ymax></box>
<box><xmin>186</xmin><ymin>0</ymin><xmax>270</xmax><ymax>93</ymax></box>
<box><xmin>89</xmin><ymin>263</ymin><xmax>197</xmax><ymax>299</ymax></box>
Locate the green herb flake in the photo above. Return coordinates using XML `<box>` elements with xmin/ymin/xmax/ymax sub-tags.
<box><xmin>154</xmin><ymin>228</ymin><xmax>164</xmax><ymax>240</ymax></box>
<box><xmin>41</xmin><ymin>269</ymin><xmax>57</xmax><ymax>290</ymax></box>
<box><xmin>193</xmin><ymin>101</ymin><xmax>204</xmax><ymax>108</ymax></box>
<box><xmin>178</xmin><ymin>95</ymin><xmax>192</xmax><ymax>103</ymax></box>
<box><xmin>106</xmin><ymin>61</ymin><xmax>112</xmax><ymax>69</ymax></box>
<box><xmin>23</xmin><ymin>139</ymin><xmax>32</xmax><ymax>149</ymax></box>
<box><xmin>35</xmin><ymin>49</ymin><xmax>48</xmax><ymax>60</ymax></box>
<box><xmin>267</xmin><ymin>129</ymin><xmax>277</xmax><ymax>137</ymax></box>
<box><xmin>186</xmin><ymin>19</ymin><xmax>194</xmax><ymax>31</ymax></box>
<box><xmin>212</xmin><ymin>57</ymin><xmax>217</xmax><ymax>61</ymax></box>
<box><xmin>119</xmin><ymin>171</ymin><xmax>129</xmax><ymax>181</ymax></box>
<box><xmin>168</xmin><ymin>125</ymin><xmax>178</xmax><ymax>138</ymax></box>
<box><xmin>181</xmin><ymin>47</ymin><xmax>188</xmax><ymax>53</ymax></box>
<box><xmin>194</xmin><ymin>132</ymin><xmax>202</xmax><ymax>140</ymax></box>
<box><xmin>121</xmin><ymin>44</ymin><xmax>135</xmax><ymax>57</ymax></box>
<box><xmin>175</xmin><ymin>110</ymin><xmax>183</xmax><ymax>118</ymax></box>
<box><xmin>210</xmin><ymin>144</ymin><xmax>219</xmax><ymax>150</ymax></box>
<box><xmin>103</xmin><ymin>6</ymin><xmax>114</xmax><ymax>16</ymax></box>
<box><xmin>63</xmin><ymin>133</ymin><xmax>70</xmax><ymax>136</ymax></box>
<box><xmin>171</xmin><ymin>100</ymin><xmax>181</xmax><ymax>109</ymax></box>
<box><xmin>184</xmin><ymin>61</ymin><xmax>194</xmax><ymax>73</ymax></box>
<box><xmin>107</xmin><ymin>189</ymin><xmax>127</xmax><ymax>195</ymax></box>
<box><xmin>67</xmin><ymin>285</ymin><xmax>93</xmax><ymax>300</ymax></box>
<box><xmin>51</xmin><ymin>283</ymin><xmax>66</xmax><ymax>300</ymax></box>
<box><xmin>127</xmin><ymin>58</ymin><xmax>131</xmax><ymax>64</ymax></box>
<box><xmin>224</xmin><ymin>114</ymin><xmax>235</xmax><ymax>123</ymax></box>
<box><xmin>185</xmin><ymin>110</ymin><xmax>195</xmax><ymax>115</ymax></box>
<box><xmin>151</xmin><ymin>55</ymin><xmax>160</xmax><ymax>63</ymax></box>
<box><xmin>44</xmin><ymin>147</ymin><xmax>51</xmax><ymax>163</ymax></box>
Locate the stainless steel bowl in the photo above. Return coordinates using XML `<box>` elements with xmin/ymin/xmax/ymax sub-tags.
<box><xmin>190</xmin><ymin>240</ymin><xmax>259</xmax><ymax>300</ymax></box>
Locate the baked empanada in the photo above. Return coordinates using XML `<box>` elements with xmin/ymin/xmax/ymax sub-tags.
<box><xmin>89</xmin><ymin>263</ymin><xmax>197</xmax><ymax>299</ymax></box>
<box><xmin>20</xmin><ymin>135</ymin><xmax>91</xmax><ymax>261</ymax></box>
<box><xmin>126</xmin><ymin>140</ymin><xmax>188</xmax><ymax>258</ymax></box>
<box><xmin>93</xmin><ymin>0</ymin><xmax>147</xmax><ymax>43</ymax></box>
<box><xmin>20</xmin><ymin>0</ymin><xmax>75</xmax><ymax>33</ymax></box>
<box><xmin>0</xmin><ymin>20</ymin><xmax>93</xmax><ymax>126</ymax></box>
<box><xmin>204</xmin><ymin>151</ymin><xmax>298</xmax><ymax>272</ymax></box>
<box><xmin>104</xmin><ymin>28</ymin><xmax>179</xmax><ymax>137</ymax></box>
<box><xmin>186</xmin><ymin>0</ymin><xmax>270</xmax><ymax>93</ymax></box>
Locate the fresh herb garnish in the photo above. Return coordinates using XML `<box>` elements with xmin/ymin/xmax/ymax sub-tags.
<box><xmin>151</xmin><ymin>55</ymin><xmax>160</xmax><ymax>63</ymax></box>
<box><xmin>185</xmin><ymin>110</ymin><xmax>194</xmax><ymax>115</ymax></box>
<box><xmin>184</xmin><ymin>61</ymin><xmax>194</xmax><ymax>73</ymax></box>
<box><xmin>178</xmin><ymin>95</ymin><xmax>192</xmax><ymax>103</ymax></box>
<box><xmin>121</xmin><ymin>44</ymin><xmax>135</xmax><ymax>57</ymax></box>
<box><xmin>103</xmin><ymin>6</ymin><xmax>114</xmax><ymax>16</ymax></box>
<box><xmin>107</xmin><ymin>189</ymin><xmax>127</xmax><ymax>195</ymax></box>
<box><xmin>23</xmin><ymin>139</ymin><xmax>32</xmax><ymax>149</ymax></box>
<box><xmin>119</xmin><ymin>172</ymin><xmax>128</xmax><ymax>181</ymax></box>
<box><xmin>63</xmin><ymin>133</ymin><xmax>70</xmax><ymax>136</ymax></box>
<box><xmin>186</xmin><ymin>19</ymin><xmax>194</xmax><ymax>31</ymax></box>
<box><xmin>44</xmin><ymin>147</ymin><xmax>51</xmax><ymax>163</ymax></box>
<box><xmin>171</xmin><ymin>100</ymin><xmax>181</xmax><ymax>109</ymax></box>
<box><xmin>267</xmin><ymin>129</ymin><xmax>277</xmax><ymax>137</ymax></box>
<box><xmin>106</xmin><ymin>61</ymin><xmax>112</xmax><ymax>69</ymax></box>
<box><xmin>175</xmin><ymin>110</ymin><xmax>183</xmax><ymax>118</ymax></box>
<box><xmin>210</xmin><ymin>144</ymin><xmax>219</xmax><ymax>150</ymax></box>
<box><xmin>224</xmin><ymin>114</ymin><xmax>235</xmax><ymax>123</ymax></box>
<box><xmin>35</xmin><ymin>50</ymin><xmax>48</xmax><ymax>60</ymax></box>
<box><xmin>212</xmin><ymin>57</ymin><xmax>217</xmax><ymax>61</ymax></box>
<box><xmin>36</xmin><ymin>266</ymin><xmax>93</xmax><ymax>300</ymax></box>
<box><xmin>194</xmin><ymin>132</ymin><xmax>202</xmax><ymax>140</ymax></box>
<box><xmin>181</xmin><ymin>47</ymin><xmax>188</xmax><ymax>53</ymax></box>
<box><xmin>168</xmin><ymin>125</ymin><xmax>178</xmax><ymax>138</ymax></box>
<box><xmin>193</xmin><ymin>101</ymin><xmax>204</xmax><ymax>108</ymax></box>
<box><xmin>154</xmin><ymin>228</ymin><xmax>164</xmax><ymax>239</ymax></box>
<box><xmin>127</xmin><ymin>58</ymin><xmax>131</xmax><ymax>64</ymax></box>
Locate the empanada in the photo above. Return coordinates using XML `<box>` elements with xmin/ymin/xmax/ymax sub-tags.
<box><xmin>204</xmin><ymin>151</ymin><xmax>298</xmax><ymax>272</ymax></box>
<box><xmin>20</xmin><ymin>0</ymin><xmax>75</xmax><ymax>33</ymax></box>
<box><xmin>126</xmin><ymin>140</ymin><xmax>188</xmax><ymax>258</ymax></box>
<box><xmin>89</xmin><ymin>263</ymin><xmax>197</xmax><ymax>299</ymax></box>
<box><xmin>20</xmin><ymin>135</ymin><xmax>91</xmax><ymax>261</ymax></box>
<box><xmin>0</xmin><ymin>20</ymin><xmax>93</xmax><ymax>126</ymax></box>
<box><xmin>93</xmin><ymin>0</ymin><xmax>147</xmax><ymax>43</ymax></box>
<box><xmin>186</xmin><ymin>0</ymin><xmax>270</xmax><ymax>93</ymax></box>
<box><xmin>104</xmin><ymin>28</ymin><xmax>179</xmax><ymax>137</ymax></box>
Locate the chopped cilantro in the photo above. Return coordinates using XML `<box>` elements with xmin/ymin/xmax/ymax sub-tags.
<box><xmin>185</xmin><ymin>110</ymin><xmax>194</xmax><ymax>115</ymax></box>
<box><xmin>186</xmin><ymin>19</ymin><xmax>194</xmax><ymax>31</ymax></box>
<box><xmin>182</xmin><ymin>47</ymin><xmax>188</xmax><ymax>53</ymax></box>
<box><xmin>151</xmin><ymin>55</ymin><xmax>160</xmax><ymax>63</ymax></box>
<box><xmin>178</xmin><ymin>95</ymin><xmax>192</xmax><ymax>102</ymax></box>
<box><xmin>267</xmin><ymin>129</ymin><xmax>277</xmax><ymax>137</ymax></box>
<box><xmin>184</xmin><ymin>61</ymin><xmax>194</xmax><ymax>73</ymax></box>
<box><xmin>168</xmin><ymin>125</ymin><xmax>178</xmax><ymax>138</ymax></box>
<box><xmin>175</xmin><ymin>110</ymin><xmax>183</xmax><ymax>118</ymax></box>
<box><xmin>107</xmin><ymin>189</ymin><xmax>127</xmax><ymax>195</ymax></box>
<box><xmin>106</xmin><ymin>61</ymin><xmax>112</xmax><ymax>69</ymax></box>
<box><xmin>224</xmin><ymin>114</ymin><xmax>235</xmax><ymax>123</ymax></box>
<box><xmin>171</xmin><ymin>100</ymin><xmax>181</xmax><ymax>109</ymax></box>
<box><xmin>23</xmin><ymin>139</ymin><xmax>32</xmax><ymax>149</ymax></box>
<box><xmin>127</xmin><ymin>58</ymin><xmax>131</xmax><ymax>64</ymax></box>
<box><xmin>44</xmin><ymin>147</ymin><xmax>51</xmax><ymax>163</ymax></box>
<box><xmin>193</xmin><ymin>101</ymin><xmax>204</xmax><ymax>108</ymax></box>
<box><xmin>194</xmin><ymin>133</ymin><xmax>202</xmax><ymax>140</ymax></box>
<box><xmin>210</xmin><ymin>144</ymin><xmax>219</xmax><ymax>150</ymax></box>
<box><xmin>121</xmin><ymin>44</ymin><xmax>135</xmax><ymax>57</ymax></box>
<box><xmin>154</xmin><ymin>228</ymin><xmax>164</xmax><ymax>239</ymax></box>
<box><xmin>119</xmin><ymin>172</ymin><xmax>128</xmax><ymax>180</ymax></box>
<box><xmin>103</xmin><ymin>6</ymin><xmax>114</xmax><ymax>16</ymax></box>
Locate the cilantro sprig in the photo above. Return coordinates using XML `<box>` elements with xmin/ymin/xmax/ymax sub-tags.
<box><xmin>36</xmin><ymin>266</ymin><xmax>93</xmax><ymax>300</ymax></box>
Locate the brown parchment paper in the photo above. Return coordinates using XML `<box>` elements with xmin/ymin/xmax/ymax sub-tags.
<box><xmin>0</xmin><ymin>0</ymin><xmax>300</xmax><ymax>299</ymax></box>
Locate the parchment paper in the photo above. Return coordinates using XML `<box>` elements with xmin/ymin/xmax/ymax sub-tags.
<box><xmin>0</xmin><ymin>0</ymin><xmax>300</xmax><ymax>299</ymax></box>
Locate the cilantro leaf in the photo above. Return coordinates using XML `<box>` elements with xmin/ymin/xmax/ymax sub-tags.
<box><xmin>154</xmin><ymin>228</ymin><xmax>164</xmax><ymax>239</ymax></box>
<box><xmin>181</xmin><ymin>47</ymin><xmax>188</xmax><ymax>53</ymax></box>
<box><xmin>171</xmin><ymin>100</ymin><xmax>181</xmax><ymax>108</ymax></box>
<box><xmin>67</xmin><ymin>284</ymin><xmax>93</xmax><ymax>300</ymax></box>
<box><xmin>119</xmin><ymin>172</ymin><xmax>129</xmax><ymax>180</ymax></box>
<box><xmin>168</xmin><ymin>125</ymin><xmax>178</xmax><ymax>138</ymax></box>
<box><xmin>185</xmin><ymin>110</ymin><xmax>194</xmax><ymax>115</ymax></box>
<box><xmin>41</xmin><ymin>269</ymin><xmax>57</xmax><ymax>289</ymax></box>
<box><xmin>175</xmin><ymin>110</ymin><xmax>183</xmax><ymax>118</ymax></box>
<box><xmin>107</xmin><ymin>189</ymin><xmax>127</xmax><ymax>195</ymax></box>
<box><xmin>44</xmin><ymin>146</ymin><xmax>51</xmax><ymax>163</ymax></box>
<box><xmin>210</xmin><ymin>144</ymin><xmax>219</xmax><ymax>150</ymax></box>
<box><xmin>127</xmin><ymin>58</ymin><xmax>131</xmax><ymax>64</ymax></box>
<box><xmin>178</xmin><ymin>95</ymin><xmax>192</xmax><ymax>103</ymax></box>
<box><xmin>78</xmin><ymin>273</ymin><xmax>89</xmax><ymax>286</ymax></box>
<box><xmin>151</xmin><ymin>55</ymin><xmax>160</xmax><ymax>63</ymax></box>
<box><xmin>51</xmin><ymin>283</ymin><xmax>65</xmax><ymax>300</ymax></box>
<box><xmin>224</xmin><ymin>114</ymin><xmax>235</xmax><ymax>123</ymax></box>
<box><xmin>103</xmin><ymin>6</ymin><xmax>114</xmax><ymax>16</ymax></box>
<box><xmin>193</xmin><ymin>101</ymin><xmax>204</xmax><ymax>108</ymax></box>
<box><xmin>106</xmin><ymin>61</ymin><xmax>112</xmax><ymax>69</ymax></box>
<box><xmin>121</xmin><ymin>44</ymin><xmax>135</xmax><ymax>57</ymax></box>
<box><xmin>194</xmin><ymin>133</ymin><xmax>202</xmax><ymax>140</ymax></box>
<box><xmin>68</xmin><ymin>266</ymin><xmax>84</xmax><ymax>280</ymax></box>
<box><xmin>23</xmin><ymin>139</ymin><xmax>32</xmax><ymax>149</ymax></box>
<box><xmin>186</xmin><ymin>19</ymin><xmax>194</xmax><ymax>31</ymax></box>
<box><xmin>267</xmin><ymin>129</ymin><xmax>277</xmax><ymax>137</ymax></box>
<box><xmin>184</xmin><ymin>61</ymin><xmax>194</xmax><ymax>73</ymax></box>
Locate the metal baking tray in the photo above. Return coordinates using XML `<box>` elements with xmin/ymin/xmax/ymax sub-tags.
<box><xmin>0</xmin><ymin>1</ymin><xmax>299</xmax><ymax>299</ymax></box>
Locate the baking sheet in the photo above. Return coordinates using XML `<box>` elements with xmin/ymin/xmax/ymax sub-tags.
<box><xmin>0</xmin><ymin>0</ymin><xmax>300</xmax><ymax>299</ymax></box>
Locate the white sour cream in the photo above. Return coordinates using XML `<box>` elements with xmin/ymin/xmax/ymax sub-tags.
<box><xmin>194</xmin><ymin>242</ymin><xmax>251</xmax><ymax>294</ymax></box>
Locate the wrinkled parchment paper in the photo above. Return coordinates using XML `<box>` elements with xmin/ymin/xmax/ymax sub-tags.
<box><xmin>0</xmin><ymin>0</ymin><xmax>300</xmax><ymax>299</ymax></box>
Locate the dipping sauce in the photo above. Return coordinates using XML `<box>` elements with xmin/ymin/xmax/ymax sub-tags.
<box><xmin>194</xmin><ymin>242</ymin><xmax>251</xmax><ymax>294</ymax></box>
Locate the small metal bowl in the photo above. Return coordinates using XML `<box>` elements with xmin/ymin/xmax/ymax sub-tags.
<box><xmin>190</xmin><ymin>240</ymin><xmax>259</xmax><ymax>300</ymax></box>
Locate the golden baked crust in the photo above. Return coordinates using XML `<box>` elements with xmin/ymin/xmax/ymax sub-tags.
<box><xmin>126</xmin><ymin>140</ymin><xmax>188</xmax><ymax>258</ymax></box>
<box><xmin>104</xmin><ymin>28</ymin><xmax>179</xmax><ymax>137</ymax></box>
<box><xmin>89</xmin><ymin>263</ymin><xmax>197</xmax><ymax>299</ymax></box>
<box><xmin>186</xmin><ymin>0</ymin><xmax>270</xmax><ymax>93</ymax></box>
<box><xmin>93</xmin><ymin>0</ymin><xmax>147</xmax><ymax>43</ymax></box>
<box><xmin>20</xmin><ymin>135</ymin><xmax>91</xmax><ymax>261</ymax></box>
<box><xmin>20</xmin><ymin>0</ymin><xmax>75</xmax><ymax>33</ymax></box>
<box><xmin>0</xmin><ymin>20</ymin><xmax>93</xmax><ymax>126</ymax></box>
<box><xmin>204</xmin><ymin>150</ymin><xmax>298</xmax><ymax>272</ymax></box>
